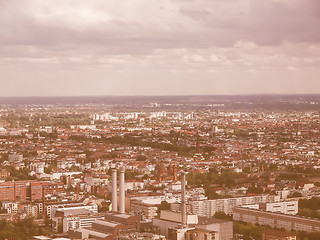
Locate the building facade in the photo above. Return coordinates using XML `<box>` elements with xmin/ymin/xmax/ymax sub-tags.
<box><xmin>233</xmin><ymin>207</ymin><xmax>320</xmax><ymax>232</ymax></box>
<box><xmin>190</xmin><ymin>195</ymin><xmax>275</xmax><ymax>217</ymax></box>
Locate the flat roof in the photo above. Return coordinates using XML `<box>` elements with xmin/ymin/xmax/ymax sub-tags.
<box><xmin>58</xmin><ymin>208</ymin><xmax>91</xmax><ymax>216</ymax></box>
<box><xmin>32</xmin><ymin>237</ymin><xmax>52</xmax><ymax>240</ymax></box>
<box><xmin>94</xmin><ymin>219</ymin><xmax>119</xmax><ymax>228</ymax></box>
<box><xmin>112</xmin><ymin>213</ymin><xmax>132</xmax><ymax>219</ymax></box>
<box><xmin>76</xmin><ymin>228</ymin><xmax>110</xmax><ymax>238</ymax></box>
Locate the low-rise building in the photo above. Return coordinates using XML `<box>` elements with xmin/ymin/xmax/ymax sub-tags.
<box><xmin>130</xmin><ymin>199</ymin><xmax>157</xmax><ymax>220</ymax></box>
<box><xmin>52</xmin><ymin>208</ymin><xmax>104</xmax><ymax>233</ymax></box>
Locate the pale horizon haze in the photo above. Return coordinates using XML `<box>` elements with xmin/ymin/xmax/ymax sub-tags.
<box><xmin>0</xmin><ymin>0</ymin><xmax>320</xmax><ymax>96</ymax></box>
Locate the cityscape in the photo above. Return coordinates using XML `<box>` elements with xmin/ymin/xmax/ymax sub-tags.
<box><xmin>0</xmin><ymin>95</ymin><xmax>319</xmax><ymax>239</ymax></box>
<box><xmin>1</xmin><ymin>0</ymin><xmax>320</xmax><ymax>239</ymax></box>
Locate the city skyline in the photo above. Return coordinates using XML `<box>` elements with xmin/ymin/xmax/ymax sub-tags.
<box><xmin>0</xmin><ymin>0</ymin><xmax>320</xmax><ymax>96</ymax></box>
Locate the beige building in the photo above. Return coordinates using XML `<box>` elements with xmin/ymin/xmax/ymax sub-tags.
<box><xmin>130</xmin><ymin>199</ymin><xmax>158</xmax><ymax>220</ymax></box>
<box><xmin>185</xmin><ymin>228</ymin><xmax>219</xmax><ymax>240</ymax></box>
<box><xmin>153</xmin><ymin>210</ymin><xmax>233</xmax><ymax>240</ymax></box>
<box><xmin>197</xmin><ymin>217</ymin><xmax>233</xmax><ymax>240</ymax></box>
<box><xmin>52</xmin><ymin>208</ymin><xmax>104</xmax><ymax>233</ymax></box>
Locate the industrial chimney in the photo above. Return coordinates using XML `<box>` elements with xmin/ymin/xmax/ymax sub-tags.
<box><xmin>181</xmin><ymin>171</ymin><xmax>187</xmax><ymax>228</ymax></box>
<box><xmin>119</xmin><ymin>167</ymin><xmax>125</xmax><ymax>214</ymax></box>
<box><xmin>111</xmin><ymin>168</ymin><xmax>118</xmax><ymax>212</ymax></box>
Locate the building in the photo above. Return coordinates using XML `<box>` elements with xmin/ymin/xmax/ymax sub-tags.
<box><xmin>69</xmin><ymin>228</ymin><xmax>111</xmax><ymax>240</ymax></box>
<box><xmin>0</xmin><ymin>181</ymin><xmax>28</xmax><ymax>202</ymax></box>
<box><xmin>197</xmin><ymin>217</ymin><xmax>233</xmax><ymax>240</ymax></box>
<box><xmin>48</xmin><ymin>203</ymin><xmax>98</xmax><ymax>220</ymax></box>
<box><xmin>130</xmin><ymin>199</ymin><xmax>158</xmax><ymax>220</ymax></box>
<box><xmin>190</xmin><ymin>194</ymin><xmax>275</xmax><ymax>217</ymax></box>
<box><xmin>233</xmin><ymin>207</ymin><xmax>320</xmax><ymax>232</ymax></box>
<box><xmin>30</xmin><ymin>182</ymin><xmax>47</xmax><ymax>201</ymax></box>
<box><xmin>1</xmin><ymin>201</ymin><xmax>18</xmax><ymax>213</ymax></box>
<box><xmin>185</xmin><ymin>228</ymin><xmax>219</xmax><ymax>240</ymax></box>
<box><xmin>92</xmin><ymin>213</ymin><xmax>140</xmax><ymax>236</ymax></box>
<box><xmin>52</xmin><ymin>208</ymin><xmax>104</xmax><ymax>233</ymax></box>
<box><xmin>70</xmin><ymin>167</ymin><xmax>140</xmax><ymax>240</ymax></box>
<box><xmin>117</xmin><ymin>232</ymin><xmax>166</xmax><ymax>240</ymax></box>
<box><xmin>0</xmin><ymin>180</ymin><xmax>65</xmax><ymax>202</ymax></box>
<box><xmin>30</xmin><ymin>182</ymin><xmax>65</xmax><ymax>201</ymax></box>
<box><xmin>265</xmin><ymin>201</ymin><xmax>298</xmax><ymax>215</ymax></box>
<box><xmin>0</xmin><ymin>169</ymin><xmax>10</xmax><ymax>180</ymax></box>
<box><xmin>153</xmin><ymin>210</ymin><xmax>198</xmax><ymax>237</ymax></box>
<box><xmin>23</xmin><ymin>204</ymin><xmax>39</xmax><ymax>217</ymax></box>
<box><xmin>8</xmin><ymin>154</ymin><xmax>23</xmax><ymax>162</ymax></box>
<box><xmin>71</xmin><ymin>213</ymin><xmax>140</xmax><ymax>239</ymax></box>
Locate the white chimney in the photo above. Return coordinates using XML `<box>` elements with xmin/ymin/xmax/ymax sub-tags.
<box><xmin>111</xmin><ymin>168</ymin><xmax>117</xmax><ymax>212</ymax></box>
<box><xmin>181</xmin><ymin>171</ymin><xmax>187</xmax><ymax>228</ymax></box>
<box><xmin>119</xmin><ymin>167</ymin><xmax>125</xmax><ymax>214</ymax></box>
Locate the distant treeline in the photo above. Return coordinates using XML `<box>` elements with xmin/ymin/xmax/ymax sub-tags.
<box><xmin>70</xmin><ymin>134</ymin><xmax>216</xmax><ymax>156</ymax></box>
<box><xmin>0</xmin><ymin>95</ymin><xmax>319</xmax><ymax>110</ymax></box>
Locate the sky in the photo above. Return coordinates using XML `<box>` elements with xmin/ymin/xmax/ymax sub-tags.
<box><xmin>0</xmin><ymin>0</ymin><xmax>320</xmax><ymax>96</ymax></box>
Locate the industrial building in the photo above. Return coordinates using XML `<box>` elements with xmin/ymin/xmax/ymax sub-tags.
<box><xmin>70</xmin><ymin>167</ymin><xmax>141</xmax><ymax>240</ymax></box>
<box><xmin>153</xmin><ymin>172</ymin><xmax>233</xmax><ymax>240</ymax></box>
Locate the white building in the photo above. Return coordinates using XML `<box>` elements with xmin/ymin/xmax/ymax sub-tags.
<box><xmin>2</xmin><ymin>202</ymin><xmax>18</xmax><ymax>213</ymax></box>
<box><xmin>52</xmin><ymin>208</ymin><xmax>103</xmax><ymax>233</ymax></box>
<box><xmin>190</xmin><ymin>195</ymin><xmax>278</xmax><ymax>217</ymax></box>
<box><xmin>48</xmin><ymin>203</ymin><xmax>98</xmax><ymax>220</ymax></box>
<box><xmin>23</xmin><ymin>204</ymin><xmax>39</xmax><ymax>217</ymax></box>
<box><xmin>266</xmin><ymin>201</ymin><xmax>298</xmax><ymax>215</ymax></box>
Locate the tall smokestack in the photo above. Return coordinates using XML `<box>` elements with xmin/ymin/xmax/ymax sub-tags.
<box><xmin>119</xmin><ymin>167</ymin><xmax>125</xmax><ymax>214</ymax></box>
<box><xmin>42</xmin><ymin>186</ymin><xmax>46</xmax><ymax>221</ymax></box>
<box><xmin>181</xmin><ymin>171</ymin><xmax>187</xmax><ymax>228</ymax></box>
<box><xmin>111</xmin><ymin>168</ymin><xmax>118</xmax><ymax>212</ymax></box>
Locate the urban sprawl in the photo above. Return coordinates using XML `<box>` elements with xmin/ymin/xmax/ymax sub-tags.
<box><xmin>0</xmin><ymin>100</ymin><xmax>319</xmax><ymax>240</ymax></box>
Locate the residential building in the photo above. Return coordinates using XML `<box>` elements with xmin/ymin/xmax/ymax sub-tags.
<box><xmin>233</xmin><ymin>207</ymin><xmax>320</xmax><ymax>232</ymax></box>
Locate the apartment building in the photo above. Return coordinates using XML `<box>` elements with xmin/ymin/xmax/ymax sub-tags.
<box><xmin>0</xmin><ymin>181</ymin><xmax>28</xmax><ymax>202</ymax></box>
<box><xmin>233</xmin><ymin>207</ymin><xmax>320</xmax><ymax>232</ymax></box>
<box><xmin>30</xmin><ymin>182</ymin><xmax>65</xmax><ymax>201</ymax></box>
<box><xmin>23</xmin><ymin>204</ymin><xmax>38</xmax><ymax>217</ymax></box>
<box><xmin>1</xmin><ymin>201</ymin><xmax>18</xmax><ymax>213</ymax></box>
<box><xmin>190</xmin><ymin>195</ymin><xmax>274</xmax><ymax>217</ymax></box>
<box><xmin>265</xmin><ymin>201</ymin><xmax>298</xmax><ymax>215</ymax></box>
<box><xmin>0</xmin><ymin>181</ymin><xmax>66</xmax><ymax>202</ymax></box>
<box><xmin>0</xmin><ymin>169</ymin><xmax>10</xmax><ymax>180</ymax></box>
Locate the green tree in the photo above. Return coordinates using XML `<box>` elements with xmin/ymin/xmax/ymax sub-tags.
<box><xmin>213</xmin><ymin>211</ymin><xmax>232</xmax><ymax>220</ymax></box>
<box><xmin>136</xmin><ymin>155</ymin><xmax>147</xmax><ymax>161</ymax></box>
<box><xmin>157</xmin><ymin>201</ymin><xmax>170</xmax><ymax>215</ymax></box>
<box><xmin>204</xmin><ymin>187</ymin><xmax>222</xmax><ymax>200</ymax></box>
<box><xmin>247</xmin><ymin>186</ymin><xmax>264</xmax><ymax>194</ymax></box>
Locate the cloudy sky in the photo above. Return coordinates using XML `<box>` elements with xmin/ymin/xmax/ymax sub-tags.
<box><xmin>0</xmin><ymin>0</ymin><xmax>319</xmax><ymax>96</ymax></box>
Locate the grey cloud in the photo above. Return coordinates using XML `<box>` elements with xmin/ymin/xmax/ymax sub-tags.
<box><xmin>0</xmin><ymin>0</ymin><xmax>319</xmax><ymax>97</ymax></box>
<box><xmin>0</xmin><ymin>0</ymin><xmax>319</xmax><ymax>53</ymax></box>
<box><xmin>180</xmin><ymin>9</ymin><xmax>211</xmax><ymax>21</ymax></box>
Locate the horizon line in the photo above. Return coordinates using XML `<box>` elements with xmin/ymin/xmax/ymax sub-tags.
<box><xmin>1</xmin><ymin>93</ymin><xmax>320</xmax><ymax>98</ymax></box>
